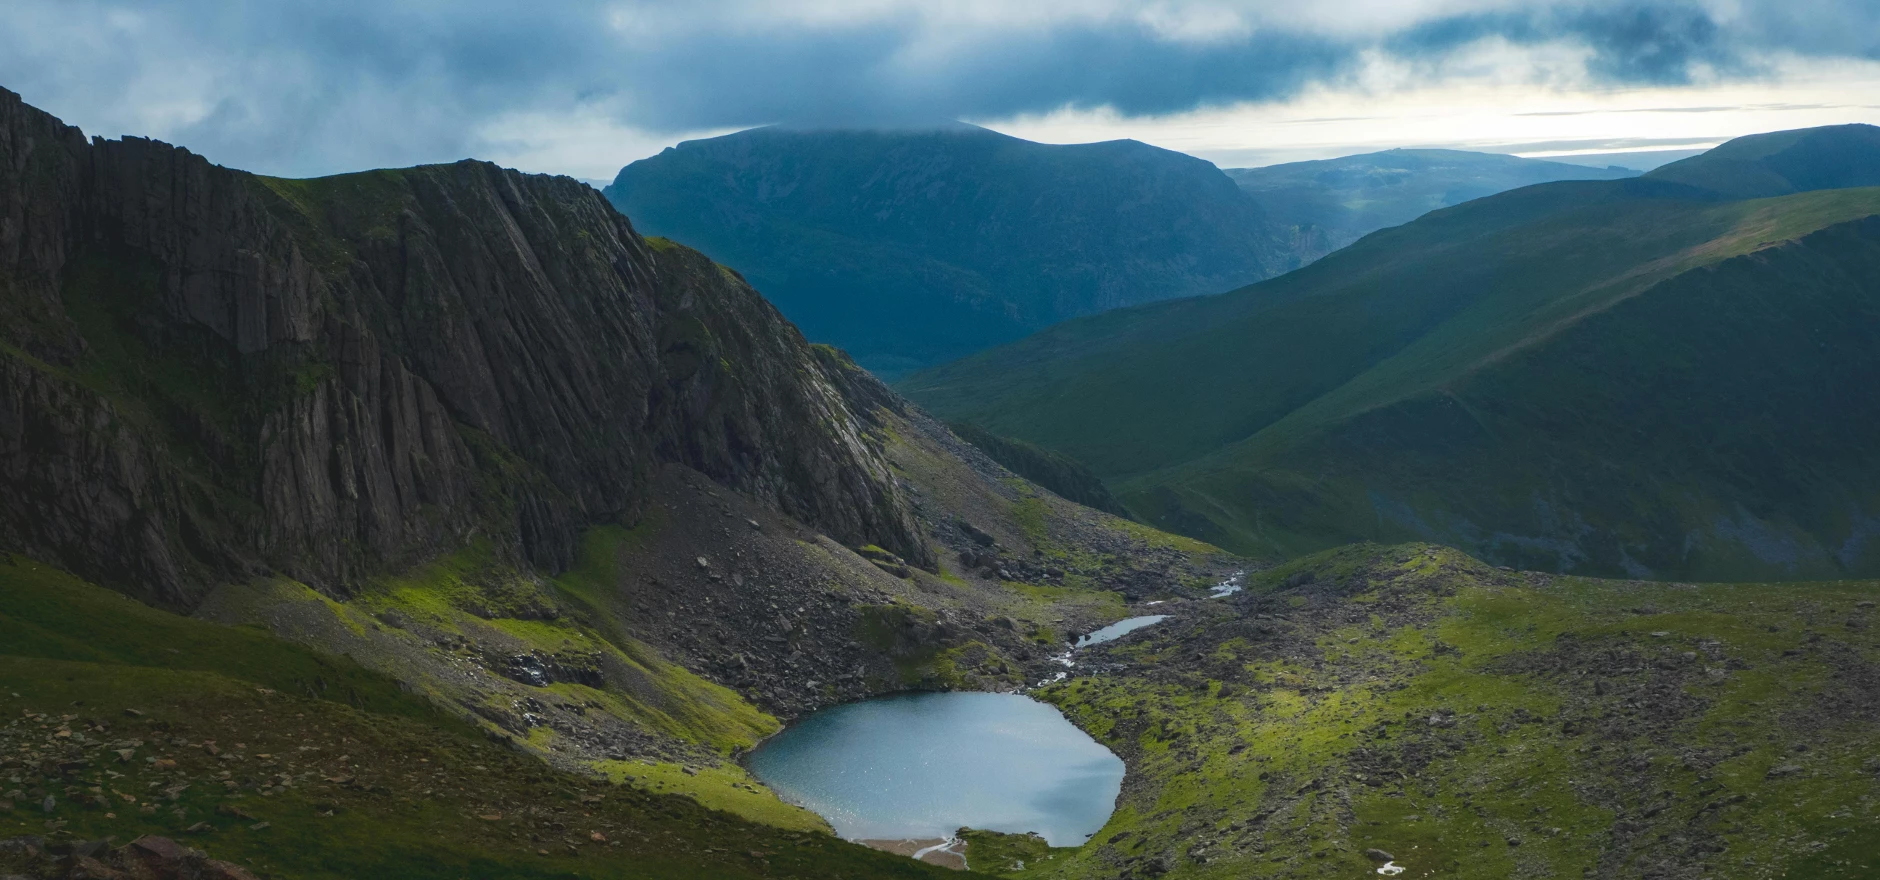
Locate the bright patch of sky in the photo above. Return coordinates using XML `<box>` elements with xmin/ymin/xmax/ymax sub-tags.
<box><xmin>981</xmin><ymin>59</ymin><xmax>1880</xmax><ymax>170</ymax></box>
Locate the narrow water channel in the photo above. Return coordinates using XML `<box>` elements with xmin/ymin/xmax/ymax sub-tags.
<box><xmin>1076</xmin><ymin>614</ymin><xmax>1168</xmax><ymax>647</ymax></box>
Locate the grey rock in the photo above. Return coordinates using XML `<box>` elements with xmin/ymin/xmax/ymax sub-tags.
<box><xmin>0</xmin><ymin>87</ymin><xmax>930</xmax><ymax>608</ymax></box>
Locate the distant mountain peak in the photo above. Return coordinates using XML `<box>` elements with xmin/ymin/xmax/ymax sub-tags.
<box><xmin>604</xmin><ymin>122</ymin><xmax>1294</xmax><ymax>377</ymax></box>
<box><xmin>1223</xmin><ymin>147</ymin><xmax>1637</xmax><ymax>257</ymax></box>
<box><xmin>764</xmin><ymin>117</ymin><xmax>988</xmax><ymax>134</ymax></box>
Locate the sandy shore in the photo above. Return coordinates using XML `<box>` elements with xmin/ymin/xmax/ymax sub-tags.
<box><xmin>856</xmin><ymin>837</ymin><xmax>970</xmax><ymax>870</ymax></box>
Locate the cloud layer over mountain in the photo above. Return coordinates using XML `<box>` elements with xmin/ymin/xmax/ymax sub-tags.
<box><xmin>4</xmin><ymin>0</ymin><xmax>1876</xmax><ymax>177</ymax></box>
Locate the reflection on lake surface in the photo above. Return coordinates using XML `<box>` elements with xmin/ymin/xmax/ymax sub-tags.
<box><xmin>745</xmin><ymin>691</ymin><xmax>1124</xmax><ymax>845</ymax></box>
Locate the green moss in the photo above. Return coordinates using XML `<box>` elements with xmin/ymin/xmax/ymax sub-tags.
<box><xmin>348</xmin><ymin>527</ymin><xmax>781</xmax><ymax>756</ymax></box>
<box><xmin>1020</xmin><ymin>544</ymin><xmax>1880</xmax><ymax>879</ymax></box>
<box><xmin>0</xmin><ymin>556</ymin><xmax>958</xmax><ymax>879</ymax></box>
<box><xmin>855</xmin><ymin>605</ymin><xmax>945</xmax><ymax>686</ymax></box>
<box><xmin>551</xmin><ymin>518</ymin><xmax>658</xmax><ymax>616</ymax></box>
<box><xmin>1010</xmin><ymin>495</ymin><xmax>1050</xmax><ymax>547</ymax></box>
<box><xmin>959</xmin><ymin>829</ymin><xmax>1057</xmax><ymax>873</ymax></box>
<box><xmin>363</xmin><ymin>538</ymin><xmax>560</xmax><ymax>622</ymax></box>
<box><xmin>0</xmin><ymin>555</ymin><xmax>431</xmax><ymax>720</ymax></box>
<box><xmin>598</xmin><ymin>760</ymin><xmax>829</xmax><ymax>833</ymax></box>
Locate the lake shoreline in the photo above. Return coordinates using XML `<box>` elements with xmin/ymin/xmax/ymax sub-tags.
<box><xmin>857</xmin><ymin>837</ymin><xmax>970</xmax><ymax>870</ymax></box>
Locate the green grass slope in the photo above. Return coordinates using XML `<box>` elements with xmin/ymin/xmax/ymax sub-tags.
<box><xmin>1646</xmin><ymin>123</ymin><xmax>1880</xmax><ymax>198</ymax></box>
<box><xmin>1010</xmin><ymin>544</ymin><xmax>1880</xmax><ymax>879</ymax></box>
<box><xmin>1145</xmin><ymin>208</ymin><xmax>1880</xmax><ymax>580</ymax></box>
<box><xmin>0</xmin><ymin>556</ymin><xmax>957</xmax><ymax>879</ymax></box>
<box><xmin>946</xmin><ymin>421</ymin><xmax>1131</xmax><ymax>517</ymax></box>
<box><xmin>902</xmin><ymin>128</ymin><xmax>1880</xmax><ymax>581</ymax></box>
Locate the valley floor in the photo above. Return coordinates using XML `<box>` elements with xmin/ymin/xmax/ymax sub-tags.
<box><xmin>999</xmin><ymin>544</ymin><xmax>1880</xmax><ymax>879</ymax></box>
<box><xmin>0</xmin><ymin>403</ymin><xmax>1239</xmax><ymax>879</ymax></box>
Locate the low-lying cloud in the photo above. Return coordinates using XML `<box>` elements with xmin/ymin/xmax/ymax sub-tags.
<box><xmin>1</xmin><ymin>0</ymin><xmax>1875</xmax><ymax>177</ymax></box>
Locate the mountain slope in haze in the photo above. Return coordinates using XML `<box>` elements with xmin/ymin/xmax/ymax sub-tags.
<box><xmin>0</xmin><ymin>87</ymin><xmax>1239</xmax><ymax>875</ymax></box>
<box><xmin>946</xmin><ymin>420</ymin><xmax>1130</xmax><ymax>517</ymax></box>
<box><xmin>1646</xmin><ymin>123</ymin><xmax>1880</xmax><ymax>198</ymax></box>
<box><xmin>1224</xmin><ymin>148</ymin><xmax>1639</xmax><ymax>260</ymax></box>
<box><xmin>604</xmin><ymin>124</ymin><xmax>1302</xmax><ymax>377</ymax></box>
<box><xmin>904</xmin><ymin>124</ymin><xmax>1880</xmax><ymax>581</ymax></box>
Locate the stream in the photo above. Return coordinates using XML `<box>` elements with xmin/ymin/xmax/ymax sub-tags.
<box><xmin>743</xmin><ymin>570</ymin><xmax>1247</xmax><ymax>858</ymax></box>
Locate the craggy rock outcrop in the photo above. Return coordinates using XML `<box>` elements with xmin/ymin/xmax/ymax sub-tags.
<box><xmin>0</xmin><ymin>87</ymin><xmax>925</xmax><ymax>606</ymax></box>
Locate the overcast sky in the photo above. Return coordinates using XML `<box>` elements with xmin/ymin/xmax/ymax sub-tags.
<box><xmin>4</xmin><ymin>1</ymin><xmax>1879</xmax><ymax>180</ymax></box>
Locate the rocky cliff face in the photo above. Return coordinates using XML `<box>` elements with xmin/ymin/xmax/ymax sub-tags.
<box><xmin>0</xmin><ymin>88</ymin><xmax>925</xmax><ymax>607</ymax></box>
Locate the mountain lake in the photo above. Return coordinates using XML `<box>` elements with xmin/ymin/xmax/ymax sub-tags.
<box><xmin>744</xmin><ymin>691</ymin><xmax>1124</xmax><ymax>850</ymax></box>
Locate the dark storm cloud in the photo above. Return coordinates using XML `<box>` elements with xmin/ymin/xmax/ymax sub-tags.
<box><xmin>597</xmin><ymin>20</ymin><xmax>1349</xmax><ymax>129</ymax></box>
<box><xmin>0</xmin><ymin>0</ymin><xmax>1875</xmax><ymax>176</ymax></box>
<box><xmin>1383</xmin><ymin>2</ymin><xmax>1742</xmax><ymax>84</ymax></box>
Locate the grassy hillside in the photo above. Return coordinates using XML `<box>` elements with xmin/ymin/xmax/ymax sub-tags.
<box><xmin>1646</xmin><ymin>124</ymin><xmax>1880</xmax><ymax>198</ymax></box>
<box><xmin>947</xmin><ymin>421</ymin><xmax>1131</xmax><ymax>517</ymax></box>
<box><xmin>998</xmin><ymin>544</ymin><xmax>1880</xmax><ymax>879</ymax></box>
<box><xmin>1225</xmin><ymin>148</ymin><xmax>1637</xmax><ymax>260</ymax></box>
<box><xmin>903</xmin><ymin>127</ymin><xmax>1880</xmax><ymax>581</ymax></box>
<box><xmin>0</xmin><ymin>556</ymin><xmax>954</xmax><ymax>879</ymax></box>
<box><xmin>605</xmin><ymin>123</ymin><xmax>1296</xmax><ymax>377</ymax></box>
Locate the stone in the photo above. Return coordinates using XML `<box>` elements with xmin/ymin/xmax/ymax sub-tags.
<box><xmin>1364</xmin><ymin>848</ymin><xmax>1394</xmax><ymax>861</ymax></box>
<box><xmin>201</xmin><ymin>861</ymin><xmax>261</xmax><ymax>880</ymax></box>
<box><xmin>63</xmin><ymin>855</ymin><xmax>127</xmax><ymax>880</ymax></box>
<box><xmin>126</xmin><ymin>835</ymin><xmax>193</xmax><ymax>865</ymax></box>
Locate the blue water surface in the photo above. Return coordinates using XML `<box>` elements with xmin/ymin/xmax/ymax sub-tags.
<box><xmin>745</xmin><ymin>691</ymin><xmax>1124</xmax><ymax>845</ymax></box>
<box><xmin>1076</xmin><ymin>615</ymin><xmax>1168</xmax><ymax>647</ymax></box>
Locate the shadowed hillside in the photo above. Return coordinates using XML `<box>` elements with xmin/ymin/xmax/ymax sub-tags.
<box><xmin>905</xmin><ymin>126</ymin><xmax>1880</xmax><ymax>581</ymax></box>
<box><xmin>605</xmin><ymin>124</ymin><xmax>1301</xmax><ymax>377</ymax></box>
<box><xmin>1225</xmin><ymin>148</ymin><xmax>1638</xmax><ymax>260</ymax></box>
